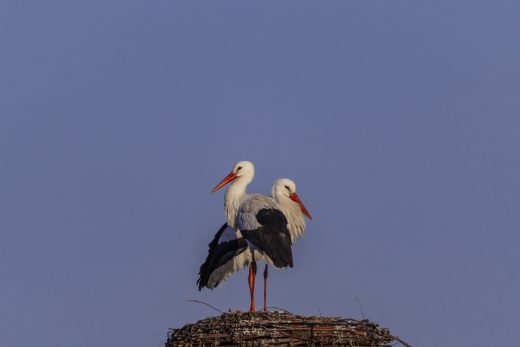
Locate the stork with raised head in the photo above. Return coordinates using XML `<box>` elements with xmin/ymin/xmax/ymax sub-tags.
<box><xmin>208</xmin><ymin>161</ymin><xmax>293</xmax><ymax>312</ymax></box>
<box><xmin>204</xmin><ymin>160</ymin><xmax>264</xmax><ymax>311</ymax></box>
<box><xmin>197</xmin><ymin>176</ymin><xmax>311</xmax><ymax>312</ymax></box>
<box><xmin>197</xmin><ymin>161</ymin><xmax>255</xmax><ymax>291</ymax></box>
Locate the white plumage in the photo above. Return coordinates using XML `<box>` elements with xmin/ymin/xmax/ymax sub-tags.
<box><xmin>272</xmin><ymin>178</ymin><xmax>311</xmax><ymax>242</ymax></box>
<box><xmin>200</xmin><ymin>160</ymin><xmax>312</xmax><ymax>312</ymax></box>
<box><xmin>198</xmin><ymin>177</ymin><xmax>311</xmax><ymax>292</ymax></box>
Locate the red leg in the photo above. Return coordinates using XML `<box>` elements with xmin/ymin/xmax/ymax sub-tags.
<box><xmin>263</xmin><ymin>264</ymin><xmax>268</xmax><ymax>311</ymax></box>
<box><xmin>248</xmin><ymin>261</ymin><xmax>257</xmax><ymax>312</ymax></box>
<box><xmin>248</xmin><ymin>265</ymin><xmax>253</xmax><ymax>312</ymax></box>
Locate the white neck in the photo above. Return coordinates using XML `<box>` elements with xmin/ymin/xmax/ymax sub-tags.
<box><xmin>224</xmin><ymin>172</ymin><xmax>253</xmax><ymax>228</ymax></box>
<box><xmin>276</xmin><ymin>195</ymin><xmax>306</xmax><ymax>242</ymax></box>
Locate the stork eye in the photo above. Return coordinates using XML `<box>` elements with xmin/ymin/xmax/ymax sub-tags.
<box><xmin>284</xmin><ymin>185</ymin><xmax>290</xmax><ymax>191</ymax></box>
<box><xmin>236</xmin><ymin>166</ymin><xmax>242</xmax><ymax>172</ymax></box>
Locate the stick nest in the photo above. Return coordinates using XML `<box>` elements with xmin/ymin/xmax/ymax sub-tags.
<box><xmin>166</xmin><ymin>311</ymin><xmax>399</xmax><ymax>346</ymax></box>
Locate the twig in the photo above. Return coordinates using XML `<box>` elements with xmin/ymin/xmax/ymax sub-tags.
<box><xmin>187</xmin><ymin>299</ymin><xmax>225</xmax><ymax>314</ymax></box>
<box><xmin>392</xmin><ymin>335</ymin><xmax>412</xmax><ymax>347</ymax></box>
<box><xmin>354</xmin><ymin>297</ymin><xmax>366</xmax><ymax>320</ymax></box>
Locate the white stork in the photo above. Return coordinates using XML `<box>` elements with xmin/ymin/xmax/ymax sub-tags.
<box><xmin>209</xmin><ymin>161</ymin><xmax>292</xmax><ymax>312</ymax></box>
<box><xmin>196</xmin><ymin>161</ymin><xmax>256</xmax><ymax>292</ymax></box>
<box><xmin>197</xmin><ymin>174</ymin><xmax>311</xmax><ymax>312</ymax></box>
<box><xmin>262</xmin><ymin>178</ymin><xmax>312</xmax><ymax>309</ymax></box>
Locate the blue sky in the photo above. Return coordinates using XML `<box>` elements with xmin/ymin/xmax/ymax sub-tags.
<box><xmin>1</xmin><ymin>1</ymin><xmax>519</xmax><ymax>346</ymax></box>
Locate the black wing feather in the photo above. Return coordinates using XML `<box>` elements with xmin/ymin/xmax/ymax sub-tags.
<box><xmin>197</xmin><ymin>223</ymin><xmax>248</xmax><ymax>290</ymax></box>
<box><xmin>240</xmin><ymin>208</ymin><xmax>293</xmax><ymax>268</ymax></box>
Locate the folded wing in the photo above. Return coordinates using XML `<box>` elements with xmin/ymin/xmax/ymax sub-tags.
<box><xmin>237</xmin><ymin>195</ymin><xmax>293</xmax><ymax>269</ymax></box>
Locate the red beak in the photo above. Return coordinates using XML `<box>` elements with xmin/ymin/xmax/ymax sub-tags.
<box><xmin>290</xmin><ymin>193</ymin><xmax>312</xmax><ymax>220</ymax></box>
<box><xmin>211</xmin><ymin>171</ymin><xmax>237</xmax><ymax>192</ymax></box>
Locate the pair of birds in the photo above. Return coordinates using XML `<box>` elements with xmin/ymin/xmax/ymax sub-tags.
<box><xmin>197</xmin><ymin>161</ymin><xmax>312</xmax><ymax>312</ymax></box>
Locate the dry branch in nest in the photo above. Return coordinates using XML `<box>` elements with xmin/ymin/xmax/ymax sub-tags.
<box><xmin>166</xmin><ymin>310</ymin><xmax>409</xmax><ymax>346</ymax></box>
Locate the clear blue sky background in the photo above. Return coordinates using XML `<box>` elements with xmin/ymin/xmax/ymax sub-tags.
<box><xmin>1</xmin><ymin>1</ymin><xmax>519</xmax><ymax>346</ymax></box>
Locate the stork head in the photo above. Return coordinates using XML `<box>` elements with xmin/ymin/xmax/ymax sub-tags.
<box><xmin>211</xmin><ymin>161</ymin><xmax>255</xmax><ymax>192</ymax></box>
<box><xmin>273</xmin><ymin>178</ymin><xmax>312</xmax><ymax>220</ymax></box>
